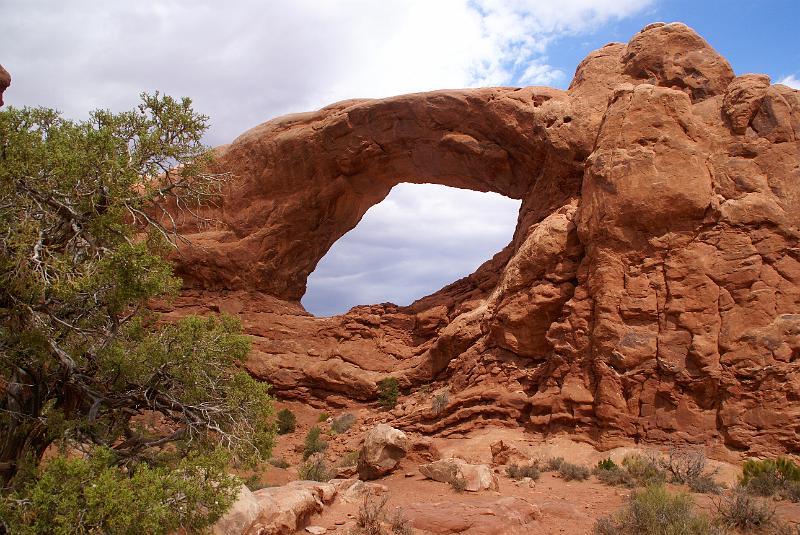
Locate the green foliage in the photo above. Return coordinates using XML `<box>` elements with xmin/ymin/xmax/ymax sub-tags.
<box><xmin>597</xmin><ymin>458</ymin><xmax>617</xmax><ymax>471</ymax></box>
<box><xmin>318</xmin><ymin>412</ymin><xmax>330</xmax><ymax>422</ymax></box>
<box><xmin>0</xmin><ymin>447</ymin><xmax>239</xmax><ymax>535</ymax></box>
<box><xmin>594</xmin><ymin>465</ymin><xmax>636</xmax><ymax>488</ymax></box>
<box><xmin>506</xmin><ymin>462</ymin><xmax>540</xmax><ymax>481</ymax></box>
<box><xmin>742</xmin><ymin>457</ymin><xmax>800</xmax><ymax>500</ymax></box>
<box><xmin>742</xmin><ymin>457</ymin><xmax>800</xmax><ymax>485</ymax></box>
<box><xmin>622</xmin><ymin>454</ymin><xmax>667</xmax><ymax>487</ymax></box>
<box><xmin>331</xmin><ymin>412</ymin><xmax>356</xmax><ymax>434</ymax></box>
<box><xmin>594</xmin><ymin>485</ymin><xmax>717</xmax><ymax>535</ymax></box>
<box><xmin>276</xmin><ymin>408</ymin><xmax>297</xmax><ymax>435</ymax></box>
<box><xmin>298</xmin><ymin>454</ymin><xmax>331</xmax><ymax>482</ymax></box>
<box><xmin>377</xmin><ymin>377</ymin><xmax>400</xmax><ymax>409</ymax></box>
<box><xmin>0</xmin><ymin>95</ymin><xmax>275</xmax><ymax>530</ymax></box>
<box><xmin>303</xmin><ymin>426</ymin><xmax>328</xmax><ymax>460</ymax></box>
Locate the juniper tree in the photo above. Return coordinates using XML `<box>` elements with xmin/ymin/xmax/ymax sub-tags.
<box><xmin>0</xmin><ymin>94</ymin><xmax>275</xmax><ymax>532</ymax></box>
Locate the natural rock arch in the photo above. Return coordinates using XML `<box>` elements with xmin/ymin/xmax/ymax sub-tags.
<box><xmin>168</xmin><ymin>23</ymin><xmax>800</xmax><ymax>455</ymax></box>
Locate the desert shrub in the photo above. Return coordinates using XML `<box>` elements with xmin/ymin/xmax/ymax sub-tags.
<box><xmin>742</xmin><ymin>457</ymin><xmax>800</xmax><ymax>501</ymax></box>
<box><xmin>449</xmin><ymin>476</ymin><xmax>467</xmax><ymax>493</ymax></box>
<box><xmin>597</xmin><ymin>458</ymin><xmax>617</xmax><ymax>471</ymax></box>
<box><xmin>742</xmin><ymin>457</ymin><xmax>800</xmax><ymax>485</ymax></box>
<box><xmin>544</xmin><ymin>457</ymin><xmax>565</xmax><ymax>472</ymax></box>
<box><xmin>506</xmin><ymin>463</ymin><xmax>541</xmax><ymax>481</ymax></box>
<box><xmin>303</xmin><ymin>426</ymin><xmax>328</xmax><ymax>460</ymax></box>
<box><xmin>0</xmin><ymin>448</ymin><xmax>240</xmax><ymax>535</ymax></box>
<box><xmin>714</xmin><ymin>485</ymin><xmax>775</xmax><ymax>531</ymax></box>
<box><xmin>319</xmin><ymin>412</ymin><xmax>330</xmax><ymax>422</ymax></box>
<box><xmin>331</xmin><ymin>413</ymin><xmax>357</xmax><ymax>434</ymax></box>
<box><xmin>268</xmin><ymin>457</ymin><xmax>290</xmax><ymax>469</ymax></box>
<box><xmin>353</xmin><ymin>493</ymin><xmax>389</xmax><ymax>535</ymax></box>
<box><xmin>559</xmin><ymin>462</ymin><xmax>591</xmax><ymax>481</ymax></box>
<box><xmin>431</xmin><ymin>390</ymin><xmax>449</xmax><ymax>415</ymax></box>
<box><xmin>298</xmin><ymin>454</ymin><xmax>331</xmax><ymax>482</ymax></box>
<box><xmin>660</xmin><ymin>448</ymin><xmax>707</xmax><ymax>485</ymax></box>
<box><xmin>244</xmin><ymin>473</ymin><xmax>272</xmax><ymax>490</ymax></box>
<box><xmin>622</xmin><ymin>454</ymin><xmax>667</xmax><ymax>487</ymax></box>
<box><xmin>687</xmin><ymin>473</ymin><xmax>725</xmax><ymax>495</ymax></box>
<box><xmin>781</xmin><ymin>480</ymin><xmax>800</xmax><ymax>503</ymax></box>
<box><xmin>377</xmin><ymin>377</ymin><xmax>400</xmax><ymax>409</ymax></box>
<box><xmin>389</xmin><ymin>507</ymin><xmax>413</xmax><ymax>535</ymax></box>
<box><xmin>340</xmin><ymin>450</ymin><xmax>360</xmax><ymax>467</ymax></box>
<box><xmin>595</xmin><ymin>466</ymin><xmax>636</xmax><ymax>488</ymax></box>
<box><xmin>594</xmin><ymin>485</ymin><xmax>716</xmax><ymax>535</ymax></box>
<box><xmin>276</xmin><ymin>408</ymin><xmax>297</xmax><ymax>434</ymax></box>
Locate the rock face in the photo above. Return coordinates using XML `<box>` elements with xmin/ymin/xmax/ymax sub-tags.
<box><xmin>0</xmin><ymin>64</ymin><xmax>10</xmax><ymax>107</ymax></box>
<box><xmin>357</xmin><ymin>424</ymin><xmax>410</xmax><ymax>480</ymax></box>
<box><xmin>165</xmin><ymin>23</ymin><xmax>800</xmax><ymax>455</ymax></box>
<box><xmin>419</xmin><ymin>458</ymin><xmax>500</xmax><ymax>492</ymax></box>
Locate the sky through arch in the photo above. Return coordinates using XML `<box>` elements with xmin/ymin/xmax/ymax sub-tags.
<box><xmin>302</xmin><ymin>183</ymin><xmax>521</xmax><ymax>316</ymax></box>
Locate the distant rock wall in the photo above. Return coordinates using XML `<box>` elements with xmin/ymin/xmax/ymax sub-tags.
<box><xmin>165</xmin><ymin>23</ymin><xmax>800</xmax><ymax>456</ymax></box>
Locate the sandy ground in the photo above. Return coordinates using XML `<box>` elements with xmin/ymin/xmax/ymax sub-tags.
<box><xmin>249</xmin><ymin>399</ymin><xmax>800</xmax><ymax>535</ymax></box>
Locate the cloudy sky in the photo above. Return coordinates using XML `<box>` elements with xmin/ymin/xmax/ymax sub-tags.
<box><xmin>3</xmin><ymin>0</ymin><xmax>798</xmax><ymax>315</ymax></box>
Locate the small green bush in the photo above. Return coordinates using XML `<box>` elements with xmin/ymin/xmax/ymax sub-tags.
<box><xmin>714</xmin><ymin>485</ymin><xmax>775</xmax><ymax>531</ymax></box>
<box><xmin>331</xmin><ymin>412</ymin><xmax>357</xmax><ymax>434</ymax></box>
<box><xmin>506</xmin><ymin>463</ymin><xmax>541</xmax><ymax>481</ymax></box>
<box><xmin>597</xmin><ymin>458</ymin><xmax>617</xmax><ymax>471</ymax></box>
<box><xmin>377</xmin><ymin>377</ymin><xmax>400</xmax><ymax>409</ymax></box>
<box><xmin>303</xmin><ymin>426</ymin><xmax>328</xmax><ymax>460</ymax></box>
<box><xmin>594</xmin><ymin>485</ymin><xmax>716</xmax><ymax>535</ymax></box>
<box><xmin>622</xmin><ymin>454</ymin><xmax>667</xmax><ymax>487</ymax></box>
<box><xmin>298</xmin><ymin>454</ymin><xmax>331</xmax><ymax>482</ymax></box>
<box><xmin>559</xmin><ymin>462</ymin><xmax>590</xmax><ymax>481</ymax></box>
<box><xmin>318</xmin><ymin>412</ymin><xmax>330</xmax><ymax>422</ymax></box>
<box><xmin>595</xmin><ymin>466</ymin><xmax>636</xmax><ymax>488</ymax></box>
<box><xmin>0</xmin><ymin>448</ymin><xmax>240</xmax><ymax>535</ymax></box>
<box><xmin>742</xmin><ymin>457</ymin><xmax>800</xmax><ymax>485</ymax></box>
<box><xmin>276</xmin><ymin>408</ymin><xmax>297</xmax><ymax>434</ymax></box>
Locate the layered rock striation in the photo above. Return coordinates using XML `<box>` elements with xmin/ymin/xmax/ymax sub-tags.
<box><xmin>165</xmin><ymin>23</ymin><xmax>800</xmax><ymax>455</ymax></box>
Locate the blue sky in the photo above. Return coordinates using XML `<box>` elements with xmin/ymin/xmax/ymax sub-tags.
<box><xmin>538</xmin><ymin>0</ymin><xmax>800</xmax><ymax>89</ymax></box>
<box><xmin>2</xmin><ymin>1</ymin><xmax>797</xmax><ymax>316</ymax></box>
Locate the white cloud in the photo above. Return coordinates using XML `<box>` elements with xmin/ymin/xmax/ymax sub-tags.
<box><xmin>303</xmin><ymin>184</ymin><xmax>521</xmax><ymax>315</ymax></box>
<box><xmin>1</xmin><ymin>0</ymin><xmax>653</xmax><ymax>314</ymax></box>
<box><xmin>778</xmin><ymin>74</ymin><xmax>800</xmax><ymax>89</ymax></box>
<box><xmin>0</xmin><ymin>0</ymin><xmax>652</xmax><ymax>145</ymax></box>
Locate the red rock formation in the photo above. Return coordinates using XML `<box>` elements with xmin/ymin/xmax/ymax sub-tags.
<box><xmin>0</xmin><ymin>65</ymin><xmax>10</xmax><ymax>107</ymax></box>
<box><xmin>165</xmin><ymin>23</ymin><xmax>800</xmax><ymax>456</ymax></box>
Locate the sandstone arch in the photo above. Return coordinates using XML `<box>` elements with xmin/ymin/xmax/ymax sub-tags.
<box><xmin>168</xmin><ymin>23</ymin><xmax>800</xmax><ymax>455</ymax></box>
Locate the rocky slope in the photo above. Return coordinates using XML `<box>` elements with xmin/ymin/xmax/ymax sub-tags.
<box><xmin>164</xmin><ymin>23</ymin><xmax>800</xmax><ymax>456</ymax></box>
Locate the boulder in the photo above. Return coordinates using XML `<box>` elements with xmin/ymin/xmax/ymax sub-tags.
<box><xmin>401</xmin><ymin>497</ymin><xmax>540</xmax><ymax>535</ymax></box>
<box><xmin>247</xmin><ymin>481</ymin><xmax>336</xmax><ymax>535</ymax></box>
<box><xmin>357</xmin><ymin>424</ymin><xmax>409</xmax><ymax>480</ymax></box>
<box><xmin>419</xmin><ymin>458</ymin><xmax>499</xmax><ymax>492</ymax></box>
<box><xmin>211</xmin><ymin>484</ymin><xmax>261</xmax><ymax>535</ymax></box>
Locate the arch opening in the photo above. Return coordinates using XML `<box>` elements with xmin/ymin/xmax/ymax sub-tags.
<box><xmin>302</xmin><ymin>183</ymin><xmax>521</xmax><ymax>317</ymax></box>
